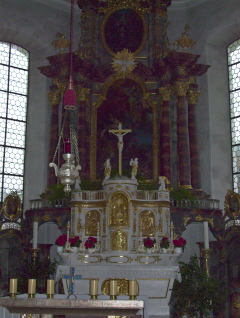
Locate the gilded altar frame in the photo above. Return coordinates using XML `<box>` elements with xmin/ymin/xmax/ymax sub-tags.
<box><xmin>90</xmin><ymin>74</ymin><xmax>159</xmax><ymax>181</ymax></box>
<box><xmin>100</xmin><ymin>6</ymin><xmax>148</xmax><ymax>57</ymax></box>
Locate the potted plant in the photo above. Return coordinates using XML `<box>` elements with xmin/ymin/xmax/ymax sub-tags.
<box><xmin>18</xmin><ymin>257</ymin><xmax>58</xmax><ymax>294</ymax></box>
<box><xmin>160</xmin><ymin>237</ymin><xmax>170</xmax><ymax>253</ymax></box>
<box><xmin>55</xmin><ymin>234</ymin><xmax>67</xmax><ymax>253</ymax></box>
<box><xmin>84</xmin><ymin>237</ymin><xmax>97</xmax><ymax>253</ymax></box>
<box><xmin>170</xmin><ymin>255</ymin><xmax>228</xmax><ymax>318</ymax></box>
<box><xmin>143</xmin><ymin>237</ymin><xmax>156</xmax><ymax>254</ymax></box>
<box><xmin>69</xmin><ymin>236</ymin><xmax>81</xmax><ymax>253</ymax></box>
<box><xmin>173</xmin><ymin>237</ymin><xmax>186</xmax><ymax>254</ymax></box>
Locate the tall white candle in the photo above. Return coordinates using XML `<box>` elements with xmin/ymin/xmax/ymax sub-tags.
<box><xmin>32</xmin><ymin>222</ymin><xmax>38</xmax><ymax>249</ymax></box>
<box><xmin>170</xmin><ymin>221</ymin><xmax>174</xmax><ymax>242</ymax></box>
<box><xmin>203</xmin><ymin>221</ymin><xmax>209</xmax><ymax>249</ymax></box>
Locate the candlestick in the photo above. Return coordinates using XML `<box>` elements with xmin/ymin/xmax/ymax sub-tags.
<box><xmin>28</xmin><ymin>279</ymin><xmax>36</xmax><ymax>298</ymax></box>
<box><xmin>129</xmin><ymin>280</ymin><xmax>137</xmax><ymax>300</ymax></box>
<box><xmin>90</xmin><ymin>279</ymin><xmax>98</xmax><ymax>299</ymax></box>
<box><xmin>32</xmin><ymin>221</ymin><xmax>38</xmax><ymax>249</ymax></box>
<box><xmin>9</xmin><ymin>278</ymin><xmax>17</xmax><ymax>297</ymax></box>
<box><xmin>202</xmin><ymin>249</ymin><xmax>212</xmax><ymax>277</ymax></box>
<box><xmin>47</xmin><ymin>279</ymin><xmax>55</xmax><ymax>298</ymax></box>
<box><xmin>110</xmin><ymin>280</ymin><xmax>118</xmax><ymax>300</ymax></box>
<box><xmin>203</xmin><ymin>221</ymin><xmax>209</xmax><ymax>249</ymax></box>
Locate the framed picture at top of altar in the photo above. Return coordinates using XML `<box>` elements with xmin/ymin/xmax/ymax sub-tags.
<box><xmin>101</xmin><ymin>7</ymin><xmax>147</xmax><ymax>56</ymax></box>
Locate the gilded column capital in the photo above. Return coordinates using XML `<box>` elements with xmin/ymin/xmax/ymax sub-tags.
<box><xmin>186</xmin><ymin>90</ymin><xmax>201</xmax><ymax>105</ymax></box>
<box><xmin>159</xmin><ymin>87</ymin><xmax>173</xmax><ymax>101</ymax></box>
<box><xmin>174</xmin><ymin>81</ymin><xmax>189</xmax><ymax>97</ymax></box>
<box><xmin>47</xmin><ymin>91</ymin><xmax>62</xmax><ymax>106</ymax></box>
<box><xmin>76</xmin><ymin>86</ymin><xmax>90</xmax><ymax>103</ymax></box>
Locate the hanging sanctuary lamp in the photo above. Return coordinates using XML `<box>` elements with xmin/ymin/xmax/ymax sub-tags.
<box><xmin>49</xmin><ymin>0</ymin><xmax>81</xmax><ymax>193</ymax></box>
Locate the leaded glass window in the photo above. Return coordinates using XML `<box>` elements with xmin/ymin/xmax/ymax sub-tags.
<box><xmin>0</xmin><ymin>42</ymin><xmax>29</xmax><ymax>202</ymax></box>
<box><xmin>228</xmin><ymin>39</ymin><xmax>240</xmax><ymax>193</ymax></box>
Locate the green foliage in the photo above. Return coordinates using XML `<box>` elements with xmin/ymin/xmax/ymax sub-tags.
<box><xmin>80</xmin><ymin>179</ymin><xmax>102</xmax><ymax>190</ymax></box>
<box><xmin>40</xmin><ymin>183</ymin><xmax>70</xmax><ymax>205</ymax></box>
<box><xmin>18</xmin><ymin>257</ymin><xmax>58</xmax><ymax>294</ymax></box>
<box><xmin>170</xmin><ymin>188</ymin><xmax>197</xmax><ymax>202</ymax></box>
<box><xmin>170</xmin><ymin>255</ymin><xmax>228</xmax><ymax>317</ymax></box>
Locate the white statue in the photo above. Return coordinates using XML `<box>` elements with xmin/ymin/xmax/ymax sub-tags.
<box><xmin>130</xmin><ymin>158</ymin><xmax>138</xmax><ymax>180</ymax></box>
<box><xmin>104</xmin><ymin>158</ymin><xmax>111</xmax><ymax>181</ymax></box>
<box><xmin>110</xmin><ymin>123</ymin><xmax>131</xmax><ymax>154</ymax></box>
<box><xmin>158</xmin><ymin>176</ymin><xmax>170</xmax><ymax>190</ymax></box>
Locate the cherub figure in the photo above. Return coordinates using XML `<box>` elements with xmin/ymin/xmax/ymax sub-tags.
<box><xmin>104</xmin><ymin>158</ymin><xmax>111</xmax><ymax>181</ymax></box>
<box><xmin>130</xmin><ymin>158</ymin><xmax>138</xmax><ymax>180</ymax></box>
<box><xmin>158</xmin><ymin>176</ymin><xmax>170</xmax><ymax>190</ymax></box>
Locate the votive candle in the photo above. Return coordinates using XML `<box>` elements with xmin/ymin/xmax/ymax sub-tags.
<box><xmin>47</xmin><ymin>279</ymin><xmax>55</xmax><ymax>295</ymax></box>
<box><xmin>90</xmin><ymin>279</ymin><xmax>98</xmax><ymax>296</ymax></box>
<box><xmin>129</xmin><ymin>280</ymin><xmax>137</xmax><ymax>296</ymax></box>
<box><xmin>28</xmin><ymin>279</ymin><xmax>36</xmax><ymax>295</ymax></box>
<box><xmin>9</xmin><ymin>278</ymin><xmax>17</xmax><ymax>294</ymax></box>
<box><xmin>110</xmin><ymin>280</ymin><xmax>117</xmax><ymax>296</ymax></box>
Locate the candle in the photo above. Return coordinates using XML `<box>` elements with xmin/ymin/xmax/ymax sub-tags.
<box><xmin>28</xmin><ymin>279</ymin><xmax>36</xmax><ymax>294</ymax></box>
<box><xmin>110</xmin><ymin>280</ymin><xmax>118</xmax><ymax>296</ymax></box>
<box><xmin>170</xmin><ymin>221</ymin><xmax>174</xmax><ymax>242</ymax></box>
<box><xmin>90</xmin><ymin>279</ymin><xmax>98</xmax><ymax>296</ymax></box>
<box><xmin>32</xmin><ymin>222</ymin><xmax>38</xmax><ymax>249</ymax></box>
<box><xmin>203</xmin><ymin>221</ymin><xmax>209</xmax><ymax>249</ymax></box>
<box><xmin>129</xmin><ymin>280</ymin><xmax>137</xmax><ymax>296</ymax></box>
<box><xmin>47</xmin><ymin>279</ymin><xmax>55</xmax><ymax>295</ymax></box>
<box><xmin>9</xmin><ymin>278</ymin><xmax>17</xmax><ymax>294</ymax></box>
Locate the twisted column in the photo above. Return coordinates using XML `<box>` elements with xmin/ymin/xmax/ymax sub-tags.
<box><xmin>159</xmin><ymin>87</ymin><xmax>173</xmax><ymax>184</ymax></box>
<box><xmin>77</xmin><ymin>86</ymin><xmax>90</xmax><ymax>179</ymax></box>
<box><xmin>187</xmin><ymin>90</ymin><xmax>201</xmax><ymax>190</ymax></box>
<box><xmin>175</xmin><ymin>81</ymin><xmax>192</xmax><ymax>188</ymax></box>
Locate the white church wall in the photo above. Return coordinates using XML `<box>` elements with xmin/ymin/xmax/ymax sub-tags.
<box><xmin>185</xmin><ymin>0</ymin><xmax>240</xmax><ymax>208</ymax></box>
<box><xmin>0</xmin><ymin>0</ymin><xmax>80</xmax><ymax>211</ymax></box>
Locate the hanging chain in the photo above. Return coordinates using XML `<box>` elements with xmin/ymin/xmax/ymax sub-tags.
<box><xmin>70</xmin><ymin>123</ymin><xmax>80</xmax><ymax>165</ymax></box>
<box><xmin>51</xmin><ymin>111</ymin><xmax>67</xmax><ymax>163</ymax></box>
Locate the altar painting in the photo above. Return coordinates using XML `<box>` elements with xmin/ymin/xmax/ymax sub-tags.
<box><xmin>96</xmin><ymin>79</ymin><xmax>153</xmax><ymax>179</ymax></box>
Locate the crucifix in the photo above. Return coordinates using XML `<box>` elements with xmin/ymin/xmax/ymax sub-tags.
<box><xmin>109</xmin><ymin>122</ymin><xmax>131</xmax><ymax>175</ymax></box>
<box><xmin>62</xmin><ymin>267</ymin><xmax>82</xmax><ymax>294</ymax></box>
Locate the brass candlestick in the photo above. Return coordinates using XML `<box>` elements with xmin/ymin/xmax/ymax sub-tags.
<box><xmin>30</xmin><ymin>248</ymin><xmax>40</xmax><ymax>266</ymax></box>
<box><xmin>202</xmin><ymin>248</ymin><xmax>212</xmax><ymax>277</ymax></box>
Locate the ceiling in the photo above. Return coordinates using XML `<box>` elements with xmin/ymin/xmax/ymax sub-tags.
<box><xmin>33</xmin><ymin>0</ymin><xmax>207</xmax><ymax>12</ymax></box>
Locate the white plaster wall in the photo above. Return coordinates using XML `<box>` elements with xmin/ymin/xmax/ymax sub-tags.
<box><xmin>0</xmin><ymin>0</ymin><xmax>81</xmax><ymax>211</ymax></box>
<box><xmin>168</xmin><ymin>0</ymin><xmax>240</xmax><ymax>208</ymax></box>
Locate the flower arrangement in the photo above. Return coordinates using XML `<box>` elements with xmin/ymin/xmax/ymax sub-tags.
<box><xmin>84</xmin><ymin>237</ymin><xmax>97</xmax><ymax>249</ymax></box>
<box><xmin>55</xmin><ymin>234</ymin><xmax>67</xmax><ymax>246</ymax></box>
<box><xmin>143</xmin><ymin>237</ymin><xmax>156</xmax><ymax>249</ymax></box>
<box><xmin>69</xmin><ymin>236</ymin><xmax>81</xmax><ymax>248</ymax></box>
<box><xmin>173</xmin><ymin>237</ymin><xmax>186</xmax><ymax>250</ymax></box>
<box><xmin>160</xmin><ymin>237</ymin><xmax>170</xmax><ymax>249</ymax></box>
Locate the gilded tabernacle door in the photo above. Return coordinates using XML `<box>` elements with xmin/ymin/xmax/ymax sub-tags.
<box><xmin>108</xmin><ymin>192</ymin><xmax>129</xmax><ymax>227</ymax></box>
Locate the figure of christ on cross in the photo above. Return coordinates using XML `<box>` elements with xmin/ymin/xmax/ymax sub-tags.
<box><xmin>109</xmin><ymin>122</ymin><xmax>132</xmax><ymax>175</ymax></box>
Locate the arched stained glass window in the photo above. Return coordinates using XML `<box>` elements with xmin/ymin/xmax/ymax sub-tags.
<box><xmin>0</xmin><ymin>41</ymin><xmax>29</xmax><ymax>202</ymax></box>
